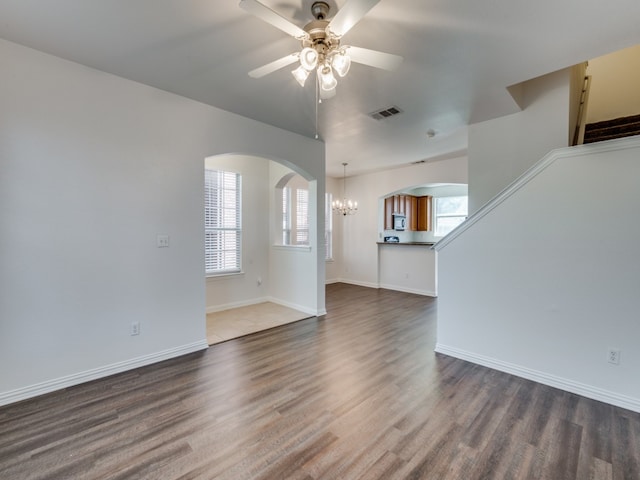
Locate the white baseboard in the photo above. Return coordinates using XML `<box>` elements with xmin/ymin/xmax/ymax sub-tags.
<box><xmin>0</xmin><ymin>340</ymin><xmax>209</xmax><ymax>407</ymax></box>
<box><xmin>206</xmin><ymin>296</ymin><xmax>321</xmax><ymax>317</ymax></box>
<box><xmin>332</xmin><ymin>279</ymin><xmax>436</xmax><ymax>297</ymax></box>
<box><xmin>435</xmin><ymin>343</ymin><xmax>640</xmax><ymax>414</ymax></box>
<box><xmin>265</xmin><ymin>296</ymin><xmax>322</xmax><ymax>317</ymax></box>
<box><xmin>206</xmin><ymin>296</ymin><xmax>269</xmax><ymax>314</ymax></box>
<box><xmin>336</xmin><ymin>278</ymin><xmax>380</xmax><ymax>289</ymax></box>
<box><xmin>379</xmin><ymin>283</ymin><xmax>437</xmax><ymax>297</ymax></box>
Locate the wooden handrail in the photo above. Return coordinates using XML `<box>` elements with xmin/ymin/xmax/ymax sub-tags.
<box><xmin>572</xmin><ymin>75</ymin><xmax>592</xmax><ymax>146</ymax></box>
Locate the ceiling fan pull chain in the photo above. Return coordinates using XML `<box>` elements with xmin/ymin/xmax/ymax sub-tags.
<box><xmin>315</xmin><ymin>75</ymin><xmax>319</xmax><ymax>139</ymax></box>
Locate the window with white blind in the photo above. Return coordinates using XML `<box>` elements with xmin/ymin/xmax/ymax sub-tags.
<box><xmin>277</xmin><ymin>179</ymin><xmax>332</xmax><ymax>256</ymax></box>
<box><xmin>205</xmin><ymin>169</ymin><xmax>241</xmax><ymax>275</ymax></box>
<box><xmin>295</xmin><ymin>188</ymin><xmax>309</xmax><ymax>244</ymax></box>
<box><xmin>282</xmin><ymin>186</ymin><xmax>291</xmax><ymax>245</ymax></box>
<box><xmin>281</xmin><ymin>185</ymin><xmax>309</xmax><ymax>246</ymax></box>
<box><xmin>325</xmin><ymin>192</ymin><xmax>333</xmax><ymax>260</ymax></box>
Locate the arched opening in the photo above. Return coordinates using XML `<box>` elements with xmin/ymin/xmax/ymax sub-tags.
<box><xmin>203</xmin><ymin>153</ymin><xmax>321</xmax><ymax>344</ymax></box>
<box><xmin>377</xmin><ymin>183</ymin><xmax>468</xmax><ymax>297</ymax></box>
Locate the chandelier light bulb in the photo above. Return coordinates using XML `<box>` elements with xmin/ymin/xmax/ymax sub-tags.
<box><xmin>317</xmin><ymin>64</ymin><xmax>337</xmax><ymax>91</ymax></box>
<box><xmin>291</xmin><ymin>65</ymin><xmax>310</xmax><ymax>86</ymax></box>
<box><xmin>300</xmin><ymin>47</ymin><xmax>319</xmax><ymax>71</ymax></box>
<box><xmin>331</xmin><ymin>52</ymin><xmax>351</xmax><ymax>77</ymax></box>
<box><xmin>332</xmin><ymin>198</ymin><xmax>358</xmax><ymax>216</ymax></box>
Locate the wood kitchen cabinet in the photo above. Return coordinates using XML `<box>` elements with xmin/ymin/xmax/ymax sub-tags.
<box><xmin>407</xmin><ymin>195</ymin><xmax>418</xmax><ymax>231</ymax></box>
<box><xmin>385</xmin><ymin>194</ymin><xmax>420</xmax><ymax>231</ymax></box>
<box><xmin>396</xmin><ymin>195</ymin><xmax>406</xmax><ymax>215</ymax></box>
<box><xmin>384</xmin><ymin>196</ymin><xmax>394</xmax><ymax>230</ymax></box>
<box><xmin>384</xmin><ymin>194</ymin><xmax>433</xmax><ymax>231</ymax></box>
<box><xmin>417</xmin><ymin>195</ymin><xmax>432</xmax><ymax>231</ymax></box>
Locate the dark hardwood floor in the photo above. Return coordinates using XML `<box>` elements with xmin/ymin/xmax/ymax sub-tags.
<box><xmin>1</xmin><ymin>283</ymin><xmax>639</xmax><ymax>479</ymax></box>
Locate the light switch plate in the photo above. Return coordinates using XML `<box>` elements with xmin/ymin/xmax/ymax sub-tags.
<box><xmin>157</xmin><ymin>234</ymin><xmax>170</xmax><ymax>247</ymax></box>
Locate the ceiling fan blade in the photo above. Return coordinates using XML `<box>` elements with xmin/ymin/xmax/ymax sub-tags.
<box><xmin>239</xmin><ymin>0</ymin><xmax>308</xmax><ymax>39</ymax></box>
<box><xmin>345</xmin><ymin>46</ymin><xmax>403</xmax><ymax>71</ymax></box>
<box><xmin>327</xmin><ymin>0</ymin><xmax>382</xmax><ymax>37</ymax></box>
<box><xmin>248</xmin><ymin>53</ymin><xmax>299</xmax><ymax>78</ymax></box>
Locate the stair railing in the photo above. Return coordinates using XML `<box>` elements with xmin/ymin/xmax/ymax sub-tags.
<box><xmin>572</xmin><ymin>75</ymin><xmax>592</xmax><ymax>146</ymax></box>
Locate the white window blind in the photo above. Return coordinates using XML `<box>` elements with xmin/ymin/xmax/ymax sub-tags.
<box><xmin>296</xmin><ymin>188</ymin><xmax>309</xmax><ymax>244</ymax></box>
<box><xmin>325</xmin><ymin>192</ymin><xmax>333</xmax><ymax>260</ymax></box>
<box><xmin>282</xmin><ymin>186</ymin><xmax>291</xmax><ymax>245</ymax></box>
<box><xmin>205</xmin><ymin>169</ymin><xmax>241</xmax><ymax>275</ymax></box>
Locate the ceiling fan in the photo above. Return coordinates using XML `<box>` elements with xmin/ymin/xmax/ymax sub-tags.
<box><xmin>239</xmin><ymin>0</ymin><xmax>403</xmax><ymax>99</ymax></box>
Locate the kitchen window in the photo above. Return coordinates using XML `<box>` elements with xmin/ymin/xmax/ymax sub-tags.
<box><xmin>434</xmin><ymin>196</ymin><xmax>468</xmax><ymax>236</ymax></box>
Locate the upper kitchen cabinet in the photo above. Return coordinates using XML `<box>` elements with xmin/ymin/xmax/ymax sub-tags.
<box><xmin>407</xmin><ymin>195</ymin><xmax>418</xmax><ymax>231</ymax></box>
<box><xmin>417</xmin><ymin>196</ymin><xmax>432</xmax><ymax>231</ymax></box>
<box><xmin>384</xmin><ymin>196</ymin><xmax>394</xmax><ymax>230</ymax></box>
<box><xmin>380</xmin><ymin>184</ymin><xmax>467</xmax><ymax>242</ymax></box>
<box><xmin>384</xmin><ymin>194</ymin><xmax>432</xmax><ymax>231</ymax></box>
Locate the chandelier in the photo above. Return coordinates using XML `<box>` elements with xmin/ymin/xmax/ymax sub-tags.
<box><xmin>333</xmin><ymin>163</ymin><xmax>358</xmax><ymax>216</ymax></box>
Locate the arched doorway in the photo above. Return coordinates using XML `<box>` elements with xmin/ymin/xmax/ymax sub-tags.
<box><xmin>203</xmin><ymin>153</ymin><xmax>323</xmax><ymax>344</ymax></box>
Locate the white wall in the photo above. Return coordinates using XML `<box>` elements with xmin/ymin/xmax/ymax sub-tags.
<box><xmin>378</xmin><ymin>245</ymin><xmax>437</xmax><ymax>296</ymax></box>
<box><xmin>336</xmin><ymin>156</ymin><xmax>468</xmax><ymax>289</ymax></box>
<box><xmin>436</xmin><ymin>138</ymin><xmax>640</xmax><ymax>412</ymax></box>
<box><xmin>0</xmin><ymin>38</ymin><xmax>324</xmax><ymax>405</ymax></box>
<box><xmin>468</xmin><ymin>69</ymin><xmax>571</xmax><ymax>214</ymax></box>
<box><xmin>586</xmin><ymin>44</ymin><xmax>640</xmax><ymax>123</ymax></box>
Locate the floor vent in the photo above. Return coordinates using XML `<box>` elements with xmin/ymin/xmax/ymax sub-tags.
<box><xmin>369</xmin><ymin>106</ymin><xmax>403</xmax><ymax>120</ymax></box>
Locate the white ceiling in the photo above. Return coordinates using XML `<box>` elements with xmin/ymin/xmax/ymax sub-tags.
<box><xmin>1</xmin><ymin>0</ymin><xmax>639</xmax><ymax>177</ymax></box>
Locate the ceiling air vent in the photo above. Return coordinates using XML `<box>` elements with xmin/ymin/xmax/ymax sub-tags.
<box><xmin>369</xmin><ymin>106</ymin><xmax>403</xmax><ymax>120</ymax></box>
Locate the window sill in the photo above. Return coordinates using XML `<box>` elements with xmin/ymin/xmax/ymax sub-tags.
<box><xmin>272</xmin><ymin>244</ymin><xmax>312</xmax><ymax>252</ymax></box>
<box><xmin>206</xmin><ymin>271</ymin><xmax>244</xmax><ymax>280</ymax></box>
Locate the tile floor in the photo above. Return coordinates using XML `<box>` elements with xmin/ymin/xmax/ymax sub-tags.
<box><xmin>206</xmin><ymin>302</ymin><xmax>312</xmax><ymax>345</ymax></box>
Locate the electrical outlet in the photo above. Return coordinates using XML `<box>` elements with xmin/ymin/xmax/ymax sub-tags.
<box><xmin>607</xmin><ymin>348</ymin><xmax>620</xmax><ymax>365</ymax></box>
<box><xmin>130</xmin><ymin>321</ymin><xmax>140</xmax><ymax>336</ymax></box>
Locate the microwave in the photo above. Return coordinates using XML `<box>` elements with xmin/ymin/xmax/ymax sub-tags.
<box><xmin>393</xmin><ymin>214</ymin><xmax>406</xmax><ymax>231</ymax></box>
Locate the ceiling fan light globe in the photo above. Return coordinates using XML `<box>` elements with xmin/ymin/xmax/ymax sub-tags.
<box><xmin>300</xmin><ymin>47</ymin><xmax>319</xmax><ymax>70</ymax></box>
<box><xmin>319</xmin><ymin>85</ymin><xmax>336</xmax><ymax>100</ymax></box>
<box><xmin>318</xmin><ymin>65</ymin><xmax>337</xmax><ymax>91</ymax></box>
<box><xmin>332</xmin><ymin>53</ymin><xmax>351</xmax><ymax>77</ymax></box>
<box><xmin>291</xmin><ymin>65</ymin><xmax>310</xmax><ymax>86</ymax></box>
